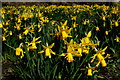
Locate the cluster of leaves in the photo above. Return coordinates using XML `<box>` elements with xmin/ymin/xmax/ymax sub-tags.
<box><xmin>1</xmin><ymin>4</ymin><xmax>120</xmax><ymax>80</ymax></box>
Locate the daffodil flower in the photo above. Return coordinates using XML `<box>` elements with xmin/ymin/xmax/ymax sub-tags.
<box><xmin>96</xmin><ymin>27</ymin><xmax>100</xmax><ymax>31</ymax></box>
<box><xmin>38</xmin><ymin>43</ymin><xmax>55</xmax><ymax>58</ymax></box>
<box><xmin>55</xmin><ymin>20</ymin><xmax>72</xmax><ymax>40</ymax></box>
<box><xmin>80</xmin><ymin>66</ymin><xmax>96</xmax><ymax>76</ymax></box>
<box><xmin>60</xmin><ymin>42</ymin><xmax>79</xmax><ymax>62</ymax></box>
<box><xmin>112</xmin><ymin>19</ymin><xmax>120</xmax><ymax>27</ymax></box>
<box><xmin>0</xmin><ymin>23</ymin><xmax>3</xmax><ymax>28</ymax></box>
<box><xmin>14</xmin><ymin>23</ymin><xmax>21</xmax><ymax>30</ymax></box>
<box><xmin>73</xmin><ymin>22</ymin><xmax>78</xmax><ymax>28</ymax></box>
<box><xmin>114</xmin><ymin>37</ymin><xmax>120</xmax><ymax>42</ymax></box>
<box><xmin>17</xmin><ymin>34</ymin><xmax>22</xmax><ymax>39</ymax></box>
<box><xmin>83</xmin><ymin>19</ymin><xmax>89</xmax><ymax>25</ymax></box>
<box><xmin>9</xmin><ymin>31</ymin><xmax>12</xmax><ymax>35</ymax></box>
<box><xmin>81</xmin><ymin>31</ymin><xmax>91</xmax><ymax>46</ymax></box>
<box><xmin>26</xmin><ymin>37</ymin><xmax>41</xmax><ymax>50</ymax></box>
<box><xmin>66</xmin><ymin>53</ymin><xmax>74</xmax><ymax>62</ymax></box>
<box><xmin>2</xmin><ymin>35</ymin><xmax>6</xmax><ymax>41</ymax></box>
<box><xmin>23</xmin><ymin>27</ymin><xmax>34</xmax><ymax>35</ymax></box>
<box><xmin>16</xmin><ymin>47</ymin><xmax>24</xmax><ymax>58</ymax></box>
<box><xmin>91</xmin><ymin>46</ymin><xmax>108</xmax><ymax>67</ymax></box>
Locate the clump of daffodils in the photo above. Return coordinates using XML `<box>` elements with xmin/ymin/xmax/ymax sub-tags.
<box><xmin>55</xmin><ymin>20</ymin><xmax>72</xmax><ymax>40</ymax></box>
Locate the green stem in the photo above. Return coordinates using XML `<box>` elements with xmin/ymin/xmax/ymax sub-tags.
<box><xmin>4</xmin><ymin>43</ymin><xmax>16</xmax><ymax>50</ymax></box>
<box><xmin>72</xmin><ymin>54</ymin><xmax>89</xmax><ymax>79</ymax></box>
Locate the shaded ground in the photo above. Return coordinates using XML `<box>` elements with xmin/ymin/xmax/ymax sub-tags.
<box><xmin>2</xmin><ymin>60</ymin><xmax>17</xmax><ymax>80</ymax></box>
<box><xmin>2</xmin><ymin>59</ymin><xmax>120</xmax><ymax>80</ymax></box>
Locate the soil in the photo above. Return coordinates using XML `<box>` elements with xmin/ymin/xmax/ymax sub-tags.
<box><xmin>2</xmin><ymin>60</ymin><xmax>17</xmax><ymax>80</ymax></box>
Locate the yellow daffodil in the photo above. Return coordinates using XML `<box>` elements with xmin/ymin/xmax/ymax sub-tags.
<box><xmin>112</xmin><ymin>19</ymin><xmax>120</xmax><ymax>27</ymax></box>
<box><xmin>97</xmin><ymin>54</ymin><xmax>107</xmax><ymax>67</ymax></box>
<box><xmin>23</xmin><ymin>29</ymin><xmax>29</xmax><ymax>35</ymax></box>
<box><xmin>9</xmin><ymin>31</ymin><xmax>12</xmax><ymax>35</ymax></box>
<box><xmin>14</xmin><ymin>23</ymin><xmax>21</xmax><ymax>30</ymax></box>
<box><xmin>5</xmin><ymin>20</ymin><xmax>9</xmax><ymax>25</ymax></box>
<box><xmin>87</xmin><ymin>68</ymin><xmax>92</xmax><ymax>76</ymax></box>
<box><xmin>105</xmin><ymin>31</ymin><xmax>108</xmax><ymax>35</ymax></box>
<box><xmin>83</xmin><ymin>19</ymin><xmax>89</xmax><ymax>25</ymax></box>
<box><xmin>61</xmin><ymin>30</ymin><xmax>72</xmax><ymax>40</ymax></box>
<box><xmin>18</xmin><ymin>18</ymin><xmax>22</xmax><ymax>23</ymax></box>
<box><xmin>81</xmin><ymin>31</ymin><xmax>91</xmax><ymax>46</ymax></box>
<box><xmin>73</xmin><ymin>22</ymin><xmax>78</xmax><ymax>28</ymax></box>
<box><xmin>38</xmin><ymin>43</ymin><xmax>55</xmax><ymax>58</ymax></box>
<box><xmin>18</xmin><ymin>34</ymin><xmax>22</xmax><ymax>39</ymax></box>
<box><xmin>115</xmin><ymin>21</ymin><xmax>119</xmax><ymax>27</ymax></box>
<box><xmin>26</xmin><ymin>37</ymin><xmax>41</xmax><ymax>50</ymax></box>
<box><xmin>0</xmin><ymin>23</ymin><xmax>3</xmax><ymax>28</ymax></box>
<box><xmin>66</xmin><ymin>53</ymin><xmax>74</xmax><ymax>62</ymax></box>
<box><xmin>114</xmin><ymin>37</ymin><xmax>120</xmax><ymax>42</ymax></box>
<box><xmin>96</xmin><ymin>27</ymin><xmax>100</xmax><ymax>31</ymax></box>
<box><xmin>23</xmin><ymin>27</ymin><xmax>34</xmax><ymax>35</ymax></box>
<box><xmin>91</xmin><ymin>46</ymin><xmax>108</xmax><ymax>67</ymax></box>
<box><xmin>2</xmin><ymin>36</ymin><xmax>6</xmax><ymax>41</ymax></box>
<box><xmin>102</xmin><ymin>15</ymin><xmax>106</xmax><ymax>21</ymax></box>
<box><xmin>80</xmin><ymin>66</ymin><xmax>96</xmax><ymax>76</ymax></box>
<box><xmin>71</xmin><ymin>16</ymin><xmax>76</xmax><ymax>21</ymax></box>
<box><xmin>55</xmin><ymin>20</ymin><xmax>72</xmax><ymax>40</ymax></box>
<box><xmin>16</xmin><ymin>47</ymin><xmax>24</xmax><ymax>58</ymax></box>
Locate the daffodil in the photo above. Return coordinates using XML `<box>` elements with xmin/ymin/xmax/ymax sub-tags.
<box><xmin>66</xmin><ymin>53</ymin><xmax>74</xmax><ymax>62</ymax></box>
<box><xmin>81</xmin><ymin>31</ymin><xmax>91</xmax><ymax>46</ymax></box>
<box><xmin>14</xmin><ymin>23</ymin><xmax>21</xmax><ymax>30</ymax></box>
<box><xmin>83</xmin><ymin>19</ymin><xmax>89</xmax><ymax>25</ymax></box>
<box><xmin>2</xmin><ymin>36</ymin><xmax>6</xmax><ymax>41</ymax></box>
<box><xmin>80</xmin><ymin>66</ymin><xmax>96</xmax><ymax>76</ymax></box>
<box><xmin>96</xmin><ymin>27</ymin><xmax>100</xmax><ymax>31</ymax></box>
<box><xmin>102</xmin><ymin>15</ymin><xmax>106</xmax><ymax>21</ymax></box>
<box><xmin>105</xmin><ymin>31</ymin><xmax>108</xmax><ymax>35</ymax></box>
<box><xmin>0</xmin><ymin>23</ymin><xmax>3</xmax><ymax>28</ymax></box>
<box><xmin>91</xmin><ymin>46</ymin><xmax>108</xmax><ymax>67</ymax></box>
<box><xmin>18</xmin><ymin>34</ymin><xmax>22</xmax><ymax>39</ymax></box>
<box><xmin>73</xmin><ymin>22</ymin><xmax>78</xmax><ymax>28</ymax></box>
<box><xmin>26</xmin><ymin>37</ymin><xmax>41</xmax><ymax>50</ymax></box>
<box><xmin>114</xmin><ymin>37</ymin><xmax>120</xmax><ymax>42</ymax></box>
<box><xmin>115</xmin><ymin>21</ymin><xmax>119</xmax><ymax>27</ymax></box>
<box><xmin>16</xmin><ymin>47</ymin><xmax>24</xmax><ymax>58</ymax></box>
<box><xmin>9</xmin><ymin>31</ymin><xmax>12</xmax><ymax>35</ymax></box>
<box><xmin>38</xmin><ymin>43</ymin><xmax>55</xmax><ymax>58</ymax></box>
<box><xmin>23</xmin><ymin>27</ymin><xmax>34</xmax><ymax>35</ymax></box>
<box><xmin>112</xmin><ymin>19</ymin><xmax>120</xmax><ymax>27</ymax></box>
<box><xmin>87</xmin><ymin>68</ymin><xmax>92</xmax><ymax>76</ymax></box>
<box><xmin>60</xmin><ymin>40</ymin><xmax>80</xmax><ymax>62</ymax></box>
<box><xmin>55</xmin><ymin>20</ymin><xmax>72</xmax><ymax>40</ymax></box>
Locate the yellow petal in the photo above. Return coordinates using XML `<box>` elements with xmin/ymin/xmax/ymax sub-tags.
<box><xmin>87</xmin><ymin>31</ymin><xmax>92</xmax><ymax>37</ymax></box>
<box><xmin>42</xmin><ymin>45</ymin><xmax>47</xmax><ymax>49</ymax></box>
<box><xmin>49</xmin><ymin>43</ymin><xmax>54</xmax><ymax>48</ymax></box>
<box><xmin>38</xmin><ymin>50</ymin><xmax>44</xmax><ymax>53</ymax></box>
<box><xmin>50</xmin><ymin>49</ymin><xmax>55</xmax><ymax>55</ymax></box>
<box><xmin>59</xmin><ymin>53</ymin><xmax>66</xmax><ymax>56</ymax></box>
<box><xmin>102</xmin><ymin>46</ymin><xmax>108</xmax><ymax>52</ymax></box>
